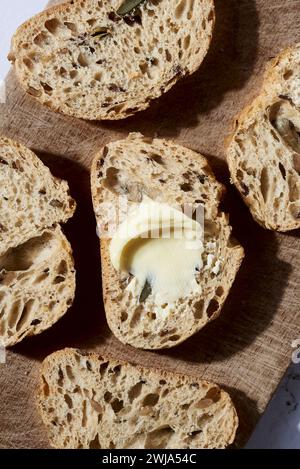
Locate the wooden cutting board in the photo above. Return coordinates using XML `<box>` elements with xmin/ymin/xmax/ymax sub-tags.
<box><xmin>0</xmin><ymin>0</ymin><xmax>300</xmax><ymax>449</ymax></box>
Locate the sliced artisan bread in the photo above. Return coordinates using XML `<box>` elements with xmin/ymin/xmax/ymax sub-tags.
<box><xmin>227</xmin><ymin>43</ymin><xmax>300</xmax><ymax>231</ymax></box>
<box><xmin>0</xmin><ymin>137</ymin><xmax>76</xmax><ymax>256</ymax></box>
<box><xmin>0</xmin><ymin>137</ymin><xmax>76</xmax><ymax>346</ymax></box>
<box><xmin>9</xmin><ymin>0</ymin><xmax>215</xmax><ymax>120</ymax></box>
<box><xmin>0</xmin><ymin>227</ymin><xmax>75</xmax><ymax>347</ymax></box>
<box><xmin>91</xmin><ymin>133</ymin><xmax>244</xmax><ymax>349</ymax></box>
<box><xmin>39</xmin><ymin>348</ymin><xmax>238</xmax><ymax>449</ymax></box>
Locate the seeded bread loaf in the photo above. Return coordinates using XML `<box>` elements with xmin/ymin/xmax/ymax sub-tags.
<box><xmin>0</xmin><ymin>138</ymin><xmax>76</xmax><ymax>346</ymax></box>
<box><xmin>91</xmin><ymin>133</ymin><xmax>244</xmax><ymax>349</ymax></box>
<box><xmin>39</xmin><ymin>348</ymin><xmax>238</xmax><ymax>449</ymax></box>
<box><xmin>227</xmin><ymin>43</ymin><xmax>300</xmax><ymax>231</ymax></box>
<box><xmin>9</xmin><ymin>0</ymin><xmax>215</xmax><ymax>120</ymax></box>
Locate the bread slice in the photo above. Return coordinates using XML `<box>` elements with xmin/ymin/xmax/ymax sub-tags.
<box><xmin>227</xmin><ymin>43</ymin><xmax>300</xmax><ymax>231</ymax></box>
<box><xmin>9</xmin><ymin>0</ymin><xmax>215</xmax><ymax>120</ymax></box>
<box><xmin>0</xmin><ymin>226</ymin><xmax>75</xmax><ymax>347</ymax></box>
<box><xmin>39</xmin><ymin>348</ymin><xmax>238</xmax><ymax>449</ymax></box>
<box><xmin>91</xmin><ymin>133</ymin><xmax>244</xmax><ymax>349</ymax></box>
<box><xmin>0</xmin><ymin>137</ymin><xmax>76</xmax><ymax>346</ymax></box>
<box><xmin>0</xmin><ymin>137</ymin><xmax>76</xmax><ymax>256</ymax></box>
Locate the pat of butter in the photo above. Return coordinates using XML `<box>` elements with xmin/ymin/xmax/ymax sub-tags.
<box><xmin>110</xmin><ymin>198</ymin><xmax>204</xmax><ymax>305</ymax></box>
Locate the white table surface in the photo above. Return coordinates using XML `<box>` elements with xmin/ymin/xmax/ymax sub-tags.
<box><xmin>0</xmin><ymin>0</ymin><xmax>300</xmax><ymax>449</ymax></box>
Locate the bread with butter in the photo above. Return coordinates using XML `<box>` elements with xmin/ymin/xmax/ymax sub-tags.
<box><xmin>9</xmin><ymin>0</ymin><xmax>215</xmax><ymax>120</ymax></box>
<box><xmin>39</xmin><ymin>348</ymin><xmax>238</xmax><ymax>449</ymax></box>
<box><xmin>91</xmin><ymin>133</ymin><xmax>244</xmax><ymax>349</ymax></box>
<box><xmin>227</xmin><ymin>43</ymin><xmax>300</xmax><ymax>231</ymax></box>
<box><xmin>0</xmin><ymin>137</ymin><xmax>76</xmax><ymax>346</ymax></box>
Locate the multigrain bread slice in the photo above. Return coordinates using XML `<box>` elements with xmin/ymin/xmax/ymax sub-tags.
<box><xmin>0</xmin><ymin>226</ymin><xmax>75</xmax><ymax>347</ymax></box>
<box><xmin>227</xmin><ymin>43</ymin><xmax>300</xmax><ymax>231</ymax></box>
<box><xmin>91</xmin><ymin>133</ymin><xmax>244</xmax><ymax>349</ymax></box>
<box><xmin>39</xmin><ymin>348</ymin><xmax>238</xmax><ymax>449</ymax></box>
<box><xmin>9</xmin><ymin>0</ymin><xmax>215</xmax><ymax>120</ymax></box>
<box><xmin>0</xmin><ymin>137</ymin><xmax>76</xmax><ymax>346</ymax></box>
<box><xmin>0</xmin><ymin>137</ymin><xmax>76</xmax><ymax>256</ymax></box>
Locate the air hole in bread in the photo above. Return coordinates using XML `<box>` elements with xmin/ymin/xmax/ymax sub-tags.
<box><xmin>288</xmin><ymin>174</ymin><xmax>300</xmax><ymax>201</ymax></box>
<box><xmin>165</xmin><ymin>49</ymin><xmax>172</xmax><ymax>62</ymax></box>
<box><xmin>205</xmin><ymin>386</ymin><xmax>221</xmax><ymax>402</ymax></box>
<box><xmin>142</xmin><ymin>393</ymin><xmax>159</xmax><ymax>407</ymax></box>
<box><xmin>193</xmin><ymin>300</ymin><xmax>204</xmax><ymax>319</ymax></box>
<box><xmin>81</xmin><ymin>401</ymin><xmax>87</xmax><ymax>427</ymax></box>
<box><xmin>99</xmin><ymin>362</ymin><xmax>109</xmax><ymax>376</ymax></box>
<box><xmin>215</xmin><ymin>286</ymin><xmax>224</xmax><ymax>297</ymax></box>
<box><xmin>58</xmin><ymin>367</ymin><xmax>64</xmax><ymax>387</ymax></box>
<box><xmin>111</xmin><ymin>398</ymin><xmax>124</xmax><ymax>413</ymax></box>
<box><xmin>121</xmin><ymin>311</ymin><xmax>128</xmax><ymax>322</ymax></box>
<box><xmin>149</xmin><ymin>153</ymin><xmax>164</xmax><ymax>165</ymax></box>
<box><xmin>102</xmin><ymin>167</ymin><xmax>119</xmax><ymax>192</ymax></box>
<box><xmin>78</xmin><ymin>52</ymin><xmax>89</xmax><ymax>67</ymax></box>
<box><xmin>283</xmin><ymin>70</ymin><xmax>293</xmax><ymax>80</ymax></box>
<box><xmin>195</xmin><ymin>397</ymin><xmax>212</xmax><ymax>409</ymax></box>
<box><xmin>23</xmin><ymin>58</ymin><xmax>34</xmax><ymax>71</ymax></box>
<box><xmin>89</xmin><ymin>435</ymin><xmax>101</xmax><ymax>449</ymax></box>
<box><xmin>94</xmin><ymin>72</ymin><xmax>102</xmax><ymax>82</ymax></box>
<box><xmin>44</xmin><ymin>18</ymin><xmax>61</xmax><ymax>35</ymax></box>
<box><xmin>53</xmin><ymin>275</ymin><xmax>65</xmax><ymax>285</ymax></box>
<box><xmin>206</xmin><ymin>298</ymin><xmax>219</xmax><ymax>318</ymax></box>
<box><xmin>184</xmin><ymin>35</ymin><xmax>191</xmax><ymax>50</ymax></box>
<box><xmin>289</xmin><ymin>202</ymin><xmax>300</xmax><ymax>219</ymax></box>
<box><xmin>128</xmin><ymin>381</ymin><xmax>143</xmax><ymax>402</ymax></box>
<box><xmin>64</xmin><ymin>21</ymin><xmax>77</xmax><ymax>32</ymax></box>
<box><xmin>260</xmin><ymin>167</ymin><xmax>271</xmax><ymax>203</ymax></box>
<box><xmin>144</xmin><ymin>426</ymin><xmax>174</xmax><ymax>449</ymax></box>
<box><xmin>293</xmin><ymin>153</ymin><xmax>300</xmax><ymax>174</ymax></box>
<box><xmin>180</xmin><ymin>182</ymin><xmax>192</xmax><ymax>192</ymax></box>
<box><xmin>90</xmin><ymin>399</ymin><xmax>103</xmax><ymax>414</ymax></box>
<box><xmin>168</xmin><ymin>334</ymin><xmax>180</xmax><ymax>342</ymax></box>
<box><xmin>65</xmin><ymin>365</ymin><xmax>75</xmax><ymax>381</ymax></box>
<box><xmin>279</xmin><ymin>162</ymin><xmax>286</xmax><ymax>179</ymax></box>
<box><xmin>33</xmin><ymin>32</ymin><xmax>49</xmax><ymax>46</ymax></box>
<box><xmin>69</xmin><ymin>69</ymin><xmax>78</xmax><ymax>79</ymax></box>
<box><xmin>175</xmin><ymin>0</ymin><xmax>187</xmax><ymax>19</ymax></box>
<box><xmin>64</xmin><ymin>394</ymin><xmax>73</xmax><ymax>409</ymax></box>
<box><xmin>104</xmin><ymin>391</ymin><xmax>112</xmax><ymax>403</ymax></box>
<box><xmin>0</xmin><ymin>232</ymin><xmax>57</xmax><ymax>272</ymax></box>
<box><xmin>42</xmin><ymin>376</ymin><xmax>50</xmax><ymax>397</ymax></box>
<box><xmin>41</xmin><ymin>82</ymin><xmax>53</xmax><ymax>95</ymax></box>
<box><xmin>129</xmin><ymin>306</ymin><xmax>143</xmax><ymax>327</ymax></box>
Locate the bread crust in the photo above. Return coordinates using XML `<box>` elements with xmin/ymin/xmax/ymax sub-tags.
<box><xmin>9</xmin><ymin>0</ymin><xmax>215</xmax><ymax>120</ymax></box>
<box><xmin>39</xmin><ymin>348</ymin><xmax>239</xmax><ymax>449</ymax></box>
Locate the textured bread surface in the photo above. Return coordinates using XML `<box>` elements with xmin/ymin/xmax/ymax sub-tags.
<box><xmin>0</xmin><ymin>137</ymin><xmax>76</xmax><ymax>346</ymax></box>
<box><xmin>39</xmin><ymin>348</ymin><xmax>238</xmax><ymax>449</ymax></box>
<box><xmin>0</xmin><ymin>136</ymin><xmax>76</xmax><ymax>256</ymax></box>
<box><xmin>0</xmin><ymin>227</ymin><xmax>76</xmax><ymax>347</ymax></box>
<box><xmin>227</xmin><ymin>43</ymin><xmax>300</xmax><ymax>231</ymax></box>
<box><xmin>91</xmin><ymin>133</ymin><xmax>244</xmax><ymax>349</ymax></box>
<box><xmin>9</xmin><ymin>0</ymin><xmax>215</xmax><ymax>120</ymax></box>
